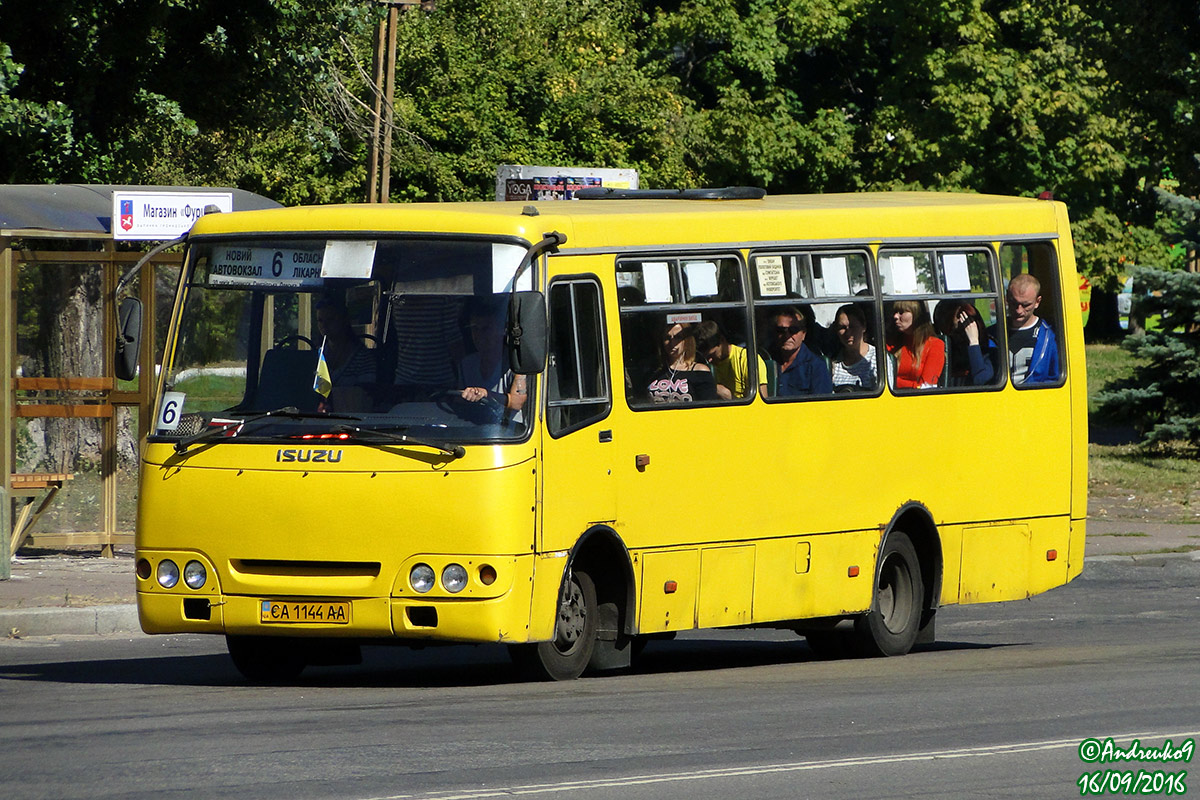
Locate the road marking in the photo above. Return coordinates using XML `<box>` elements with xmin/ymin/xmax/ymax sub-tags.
<box><xmin>362</xmin><ymin>730</ymin><xmax>1200</xmax><ymax>800</ymax></box>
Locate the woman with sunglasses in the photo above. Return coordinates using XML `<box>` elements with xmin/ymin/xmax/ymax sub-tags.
<box><xmin>646</xmin><ymin>320</ymin><xmax>718</xmax><ymax>403</ymax></box>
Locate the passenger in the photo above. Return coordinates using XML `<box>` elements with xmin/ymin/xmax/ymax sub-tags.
<box><xmin>933</xmin><ymin>300</ymin><xmax>997</xmax><ymax>386</ymax></box>
<box><xmin>315</xmin><ymin>297</ymin><xmax>377</xmax><ymax>411</ymax></box>
<box><xmin>459</xmin><ymin>296</ymin><xmax>526</xmax><ymax>421</ymax></box>
<box><xmin>886</xmin><ymin>299</ymin><xmax>945</xmax><ymax>389</ymax></box>
<box><xmin>315</xmin><ymin>298</ymin><xmax>377</xmax><ymax>389</ymax></box>
<box><xmin>770</xmin><ymin>307</ymin><xmax>833</xmax><ymax>396</ymax></box>
<box><xmin>694</xmin><ymin>320</ymin><xmax>767</xmax><ymax>400</ymax></box>
<box><xmin>1004</xmin><ymin>273</ymin><xmax>1060</xmax><ymax>385</ymax></box>
<box><xmin>647</xmin><ymin>321</ymin><xmax>719</xmax><ymax>403</ymax></box>
<box><xmin>830</xmin><ymin>304</ymin><xmax>876</xmax><ymax>392</ymax></box>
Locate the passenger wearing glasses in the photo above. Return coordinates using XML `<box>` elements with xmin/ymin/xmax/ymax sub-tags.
<box><xmin>1005</xmin><ymin>273</ymin><xmax>1060</xmax><ymax>385</ymax></box>
<box><xmin>770</xmin><ymin>307</ymin><xmax>832</xmax><ymax>397</ymax></box>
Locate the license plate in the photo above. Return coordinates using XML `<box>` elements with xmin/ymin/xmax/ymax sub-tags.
<box><xmin>260</xmin><ymin>600</ymin><xmax>350</xmax><ymax>624</ymax></box>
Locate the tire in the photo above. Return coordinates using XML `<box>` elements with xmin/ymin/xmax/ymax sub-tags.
<box><xmin>853</xmin><ymin>531</ymin><xmax>924</xmax><ymax>657</ymax></box>
<box><xmin>509</xmin><ymin>570</ymin><xmax>598</xmax><ymax>681</ymax></box>
<box><xmin>226</xmin><ymin>635</ymin><xmax>307</xmax><ymax>683</ymax></box>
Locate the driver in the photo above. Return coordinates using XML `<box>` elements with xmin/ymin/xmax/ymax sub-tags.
<box><xmin>459</xmin><ymin>296</ymin><xmax>527</xmax><ymax>423</ymax></box>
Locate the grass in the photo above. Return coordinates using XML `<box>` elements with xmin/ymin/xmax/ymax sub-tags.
<box><xmin>1085</xmin><ymin>343</ymin><xmax>1200</xmax><ymax>520</ymax></box>
<box><xmin>1085</xmin><ymin>343</ymin><xmax>1142</xmax><ymax>414</ymax></box>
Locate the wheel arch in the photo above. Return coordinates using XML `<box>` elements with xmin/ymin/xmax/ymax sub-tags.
<box><xmin>882</xmin><ymin>502</ymin><xmax>943</xmax><ymax>622</ymax></box>
<box><xmin>564</xmin><ymin>525</ymin><xmax>636</xmax><ymax>637</ymax></box>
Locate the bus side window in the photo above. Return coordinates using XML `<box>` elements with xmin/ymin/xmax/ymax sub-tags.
<box><xmin>750</xmin><ymin>250</ymin><xmax>877</xmax><ymax>401</ymax></box>
<box><xmin>546</xmin><ymin>279</ymin><xmax>611</xmax><ymax>437</ymax></box>
<box><xmin>999</xmin><ymin>242</ymin><xmax>1065</xmax><ymax>388</ymax></box>
<box><xmin>880</xmin><ymin>247</ymin><xmax>1002</xmax><ymax>392</ymax></box>
<box><xmin>618</xmin><ymin>255</ymin><xmax>750</xmax><ymax>407</ymax></box>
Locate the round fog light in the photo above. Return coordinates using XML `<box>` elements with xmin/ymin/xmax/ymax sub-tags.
<box><xmin>442</xmin><ymin>563</ymin><xmax>468</xmax><ymax>593</ymax></box>
<box><xmin>410</xmin><ymin>563</ymin><xmax>435</xmax><ymax>594</ymax></box>
<box><xmin>478</xmin><ymin>564</ymin><xmax>497</xmax><ymax>586</ymax></box>
<box><xmin>183</xmin><ymin>560</ymin><xmax>207</xmax><ymax>589</ymax></box>
<box><xmin>136</xmin><ymin>559</ymin><xmax>152</xmax><ymax>580</ymax></box>
<box><xmin>157</xmin><ymin>559</ymin><xmax>180</xmax><ymax>589</ymax></box>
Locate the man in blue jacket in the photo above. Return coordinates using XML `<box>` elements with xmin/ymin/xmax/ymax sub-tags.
<box><xmin>1005</xmin><ymin>273</ymin><xmax>1059</xmax><ymax>385</ymax></box>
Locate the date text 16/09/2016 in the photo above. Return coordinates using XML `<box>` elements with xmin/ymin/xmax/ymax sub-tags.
<box><xmin>1077</xmin><ymin>737</ymin><xmax>1193</xmax><ymax>796</ymax></box>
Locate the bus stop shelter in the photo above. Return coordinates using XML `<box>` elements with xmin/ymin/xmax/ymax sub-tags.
<box><xmin>1</xmin><ymin>185</ymin><xmax>280</xmax><ymax>579</ymax></box>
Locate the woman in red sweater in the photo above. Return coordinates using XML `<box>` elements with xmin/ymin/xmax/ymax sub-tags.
<box><xmin>887</xmin><ymin>300</ymin><xmax>945</xmax><ymax>388</ymax></box>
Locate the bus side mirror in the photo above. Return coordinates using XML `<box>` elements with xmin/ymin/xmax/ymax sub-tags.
<box><xmin>114</xmin><ymin>297</ymin><xmax>143</xmax><ymax>382</ymax></box>
<box><xmin>508</xmin><ymin>291</ymin><xmax>547</xmax><ymax>375</ymax></box>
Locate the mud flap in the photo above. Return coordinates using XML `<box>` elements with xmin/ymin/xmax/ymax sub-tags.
<box><xmin>587</xmin><ymin>601</ymin><xmax>632</xmax><ymax>671</ymax></box>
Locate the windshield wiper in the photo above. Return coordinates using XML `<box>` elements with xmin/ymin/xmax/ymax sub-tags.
<box><xmin>331</xmin><ymin>424</ymin><xmax>466</xmax><ymax>459</ymax></box>
<box><xmin>173</xmin><ymin>407</ymin><xmax>363</xmax><ymax>454</ymax></box>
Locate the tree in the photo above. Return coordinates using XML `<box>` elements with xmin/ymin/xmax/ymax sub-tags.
<box><xmin>0</xmin><ymin>0</ymin><xmax>373</xmax><ymax>203</ymax></box>
<box><xmin>1094</xmin><ymin>266</ymin><xmax>1200</xmax><ymax>447</ymax></box>
<box><xmin>380</xmin><ymin>0</ymin><xmax>699</xmax><ymax>200</ymax></box>
<box><xmin>1095</xmin><ymin>190</ymin><xmax>1200</xmax><ymax>447</ymax></box>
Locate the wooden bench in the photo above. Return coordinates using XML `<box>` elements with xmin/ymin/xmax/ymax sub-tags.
<box><xmin>9</xmin><ymin>473</ymin><xmax>74</xmax><ymax>554</ymax></box>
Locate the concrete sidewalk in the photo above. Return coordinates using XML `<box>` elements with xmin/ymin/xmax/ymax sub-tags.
<box><xmin>2</xmin><ymin>519</ymin><xmax>1198</xmax><ymax>638</ymax></box>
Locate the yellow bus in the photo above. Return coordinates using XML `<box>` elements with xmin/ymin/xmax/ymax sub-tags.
<box><xmin>123</xmin><ymin>189</ymin><xmax>1087</xmax><ymax>681</ymax></box>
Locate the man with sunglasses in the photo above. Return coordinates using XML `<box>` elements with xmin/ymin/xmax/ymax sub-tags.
<box><xmin>771</xmin><ymin>307</ymin><xmax>832</xmax><ymax>397</ymax></box>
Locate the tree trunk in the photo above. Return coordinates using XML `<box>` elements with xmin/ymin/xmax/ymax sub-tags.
<box><xmin>32</xmin><ymin>264</ymin><xmax>104</xmax><ymax>473</ymax></box>
<box><xmin>1083</xmin><ymin>288</ymin><xmax>1125</xmax><ymax>343</ymax></box>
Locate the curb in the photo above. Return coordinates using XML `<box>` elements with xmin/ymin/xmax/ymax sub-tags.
<box><xmin>1</xmin><ymin>604</ymin><xmax>139</xmax><ymax>638</ymax></box>
<box><xmin>1084</xmin><ymin>550</ymin><xmax>1200</xmax><ymax>566</ymax></box>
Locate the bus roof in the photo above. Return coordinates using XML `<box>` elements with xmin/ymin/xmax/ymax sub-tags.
<box><xmin>188</xmin><ymin>192</ymin><xmax>1067</xmax><ymax>251</ymax></box>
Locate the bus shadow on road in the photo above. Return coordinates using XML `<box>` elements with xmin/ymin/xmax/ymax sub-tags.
<box><xmin>0</xmin><ymin>637</ymin><xmax>1010</xmax><ymax>689</ymax></box>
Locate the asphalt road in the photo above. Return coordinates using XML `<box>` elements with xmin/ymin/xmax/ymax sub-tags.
<box><xmin>1</xmin><ymin>557</ymin><xmax>1197</xmax><ymax>800</ymax></box>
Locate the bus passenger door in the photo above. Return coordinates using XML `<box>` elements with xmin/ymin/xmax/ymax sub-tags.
<box><xmin>538</xmin><ymin>278</ymin><xmax>616</xmax><ymax>552</ymax></box>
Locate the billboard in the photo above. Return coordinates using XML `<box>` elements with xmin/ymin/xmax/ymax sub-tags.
<box><xmin>495</xmin><ymin>165</ymin><xmax>639</xmax><ymax>202</ymax></box>
<box><xmin>112</xmin><ymin>191</ymin><xmax>233</xmax><ymax>240</ymax></box>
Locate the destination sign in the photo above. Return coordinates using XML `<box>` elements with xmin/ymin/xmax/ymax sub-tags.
<box><xmin>206</xmin><ymin>246</ymin><xmax>326</xmax><ymax>288</ymax></box>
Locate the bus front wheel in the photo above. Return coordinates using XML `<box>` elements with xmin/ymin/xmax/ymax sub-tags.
<box><xmin>510</xmin><ymin>570</ymin><xmax>598</xmax><ymax>681</ymax></box>
<box><xmin>853</xmin><ymin>531</ymin><xmax>924</xmax><ymax>657</ymax></box>
<box><xmin>226</xmin><ymin>635</ymin><xmax>307</xmax><ymax>683</ymax></box>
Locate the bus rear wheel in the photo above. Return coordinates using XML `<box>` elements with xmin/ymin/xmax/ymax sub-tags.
<box><xmin>509</xmin><ymin>570</ymin><xmax>597</xmax><ymax>681</ymax></box>
<box><xmin>853</xmin><ymin>531</ymin><xmax>924</xmax><ymax>657</ymax></box>
<box><xmin>226</xmin><ymin>635</ymin><xmax>307</xmax><ymax>683</ymax></box>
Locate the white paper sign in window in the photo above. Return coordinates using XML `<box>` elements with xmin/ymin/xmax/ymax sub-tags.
<box><xmin>642</xmin><ymin>262</ymin><xmax>672</xmax><ymax>303</ymax></box>
<box><xmin>943</xmin><ymin>253</ymin><xmax>971</xmax><ymax>292</ymax></box>
<box><xmin>684</xmin><ymin>261</ymin><xmax>719</xmax><ymax>297</ymax></box>
<box><xmin>821</xmin><ymin>256</ymin><xmax>850</xmax><ymax>296</ymax></box>
<box><xmin>755</xmin><ymin>256</ymin><xmax>786</xmax><ymax>296</ymax></box>
<box><xmin>492</xmin><ymin>243</ymin><xmax>530</xmax><ymax>292</ymax></box>
<box><xmin>889</xmin><ymin>256</ymin><xmax>919</xmax><ymax>294</ymax></box>
<box><xmin>321</xmin><ymin>240</ymin><xmax>377</xmax><ymax>279</ymax></box>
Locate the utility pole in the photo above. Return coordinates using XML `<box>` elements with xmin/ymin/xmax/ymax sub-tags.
<box><xmin>366</xmin><ymin>0</ymin><xmax>431</xmax><ymax>204</ymax></box>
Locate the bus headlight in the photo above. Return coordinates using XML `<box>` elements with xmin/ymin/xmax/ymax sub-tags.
<box><xmin>157</xmin><ymin>560</ymin><xmax>180</xmax><ymax>589</ymax></box>
<box><xmin>183</xmin><ymin>560</ymin><xmax>207</xmax><ymax>590</ymax></box>
<box><xmin>410</xmin><ymin>564</ymin><xmax>435</xmax><ymax>594</ymax></box>
<box><xmin>442</xmin><ymin>564</ymin><xmax>468</xmax><ymax>593</ymax></box>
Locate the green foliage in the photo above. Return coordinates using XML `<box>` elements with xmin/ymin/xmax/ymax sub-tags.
<box><xmin>0</xmin><ymin>43</ymin><xmax>77</xmax><ymax>181</ymax></box>
<box><xmin>1095</xmin><ymin>266</ymin><xmax>1200</xmax><ymax>446</ymax></box>
<box><xmin>386</xmin><ymin>0</ymin><xmax>698</xmax><ymax>200</ymax></box>
<box><xmin>0</xmin><ymin>0</ymin><xmax>1198</xmax><ymax>261</ymax></box>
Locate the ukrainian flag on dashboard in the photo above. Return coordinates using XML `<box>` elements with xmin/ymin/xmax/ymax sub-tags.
<box><xmin>313</xmin><ymin>338</ymin><xmax>332</xmax><ymax>398</ymax></box>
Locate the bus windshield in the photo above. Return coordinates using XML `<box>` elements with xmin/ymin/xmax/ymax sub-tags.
<box><xmin>155</xmin><ymin>235</ymin><xmax>534</xmax><ymax>445</ymax></box>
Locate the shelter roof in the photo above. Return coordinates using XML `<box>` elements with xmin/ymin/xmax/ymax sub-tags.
<box><xmin>0</xmin><ymin>184</ymin><xmax>281</xmax><ymax>238</ymax></box>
